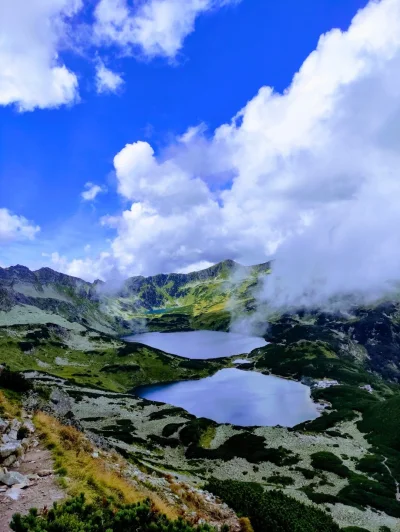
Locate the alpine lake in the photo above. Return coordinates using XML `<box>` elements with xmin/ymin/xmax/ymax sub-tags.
<box><xmin>126</xmin><ymin>331</ymin><xmax>320</xmax><ymax>427</ymax></box>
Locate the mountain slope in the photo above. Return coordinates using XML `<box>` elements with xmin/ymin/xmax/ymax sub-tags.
<box><xmin>0</xmin><ymin>260</ymin><xmax>270</xmax><ymax>334</ymax></box>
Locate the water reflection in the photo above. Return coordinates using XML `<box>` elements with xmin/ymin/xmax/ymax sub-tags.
<box><xmin>136</xmin><ymin>368</ymin><xmax>320</xmax><ymax>427</ymax></box>
<box><xmin>126</xmin><ymin>331</ymin><xmax>267</xmax><ymax>359</ymax></box>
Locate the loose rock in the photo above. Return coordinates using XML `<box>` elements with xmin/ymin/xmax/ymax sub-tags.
<box><xmin>0</xmin><ymin>441</ymin><xmax>22</xmax><ymax>459</ymax></box>
<box><xmin>2</xmin><ymin>455</ymin><xmax>17</xmax><ymax>467</ymax></box>
<box><xmin>0</xmin><ymin>471</ymin><xmax>29</xmax><ymax>487</ymax></box>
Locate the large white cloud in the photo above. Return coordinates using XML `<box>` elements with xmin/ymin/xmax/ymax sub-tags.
<box><xmin>0</xmin><ymin>209</ymin><xmax>40</xmax><ymax>243</ymax></box>
<box><xmin>93</xmin><ymin>0</ymin><xmax>240</xmax><ymax>59</ymax></box>
<box><xmin>55</xmin><ymin>0</ymin><xmax>400</xmax><ymax>299</ymax></box>
<box><xmin>0</xmin><ymin>0</ymin><xmax>82</xmax><ymax>111</ymax></box>
<box><xmin>1</xmin><ymin>0</ymin><xmax>228</xmax><ymax>111</ymax></box>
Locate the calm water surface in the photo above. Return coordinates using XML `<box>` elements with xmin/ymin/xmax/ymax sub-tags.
<box><xmin>136</xmin><ymin>368</ymin><xmax>320</xmax><ymax>427</ymax></box>
<box><xmin>125</xmin><ymin>330</ymin><xmax>267</xmax><ymax>359</ymax></box>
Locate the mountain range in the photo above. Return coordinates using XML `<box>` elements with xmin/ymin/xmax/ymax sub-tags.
<box><xmin>0</xmin><ymin>260</ymin><xmax>270</xmax><ymax>335</ymax></box>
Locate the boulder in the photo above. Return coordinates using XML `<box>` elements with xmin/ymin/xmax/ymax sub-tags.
<box><xmin>8</xmin><ymin>430</ymin><xmax>18</xmax><ymax>440</ymax></box>
<box><xmin>38</xmin><ymin>469</ymin><xmax>53</xmax><ymax>477</ymax></box>
<box><xmin>0</xmin><ymin>418</ymin><xmax>9</xmax><ymax>433</ymax></box>
<box><xmin>9</xmin><ymin>420</ymin><xmax>21</xmax><ymax>439</ymax></box>
<box><xmin>0</xmin><ymin>470</ymin><xmax>29</xmax><ymax>487</ymax></box>
<box><xmin>2</xmin><ymin>454</ymin><xmax>17</xmax><ymax>467</ymax></box>
<box><xmin>0</xmin><ymin>441</ymin><xmax>22</xmax><ymax>459</ymax></box>
<box><xmin>5</xmin><ymin>487</ymin><xmax>23</xmax><ymax>500</ymax></box>
<box><xmin>22</xmin><ymin>420</ymin><xmax>35</xmax><ymax>434</ymax></box>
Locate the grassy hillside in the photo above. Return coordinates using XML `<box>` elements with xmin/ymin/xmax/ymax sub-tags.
<box><xmin>0</xmin><ymin>323</ymin><xmax>231</xmax><ymax>392</ymax></box>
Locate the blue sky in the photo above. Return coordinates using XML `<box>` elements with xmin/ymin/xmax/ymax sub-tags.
<box><xmin>3</xmin><ymin>0</ymin><xmax>400</xmax><ymax>286</ymax></box>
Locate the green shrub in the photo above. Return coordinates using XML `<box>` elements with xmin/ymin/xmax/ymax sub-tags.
<box><xmin>162</xmin><ymin>423</ymin><xmax>185</xmax><ymax>438</ymax></box>
<box><xmin>338</xmin><ymin>474</ymin><xmax>400</xmax><ymax>517</ymax></box>
<box><xmin>187</xmin><ymin>433</ymin><xmax>299</xmax><ymax>465</ymax></box>
<box><xmin>310</xmin><ymin>452</ymin><xmax>350</xmax><ymax>478</ymax></box>
<box><xmin>180</xmin><ymin>418</ymin><xmax>215</xmax><ymax>446</ymax></box>
<box><xmin>355</xmin><ymin>454</ymin><xmax>392</xmax><ymax>484</ymax></box>
<box><xmin>303</xmin><ymin>489</ymin><xmax>338</xmax><ymax>505</ymax></box>
<box><xmin>294</xmin><ymin>467</ymin><xmax>317</xmax><ymax>479</ymax></box>
<box><xmin>0</xmin><ymin>366</ymin><xmax>31</xmax><ymax>393</ymax></box>
<box><xmin>10</xmin><ymin>494</ymin><xmax>218</xmax><ymax>532</ymax></box>
<box><xmin>266</xmin><ymin>474</ymin><xmax>294</xmax><ymax>486</ymax></box>
<box><xmin>205</xmin><ymin>479</ymin><xmax>339</xmax><ymax>532</ymax></box>
<box><xmin>358</xmin><ymin>395</ymin><xmax>400</xmax><ymax>451</ymax></box>
<box><xmin>55</xmin><ymin>467</ymin><xmax>67</xmax><ymax>476</ymax></box>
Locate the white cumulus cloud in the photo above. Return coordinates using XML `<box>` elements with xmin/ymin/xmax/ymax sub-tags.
<box><xmin>93</xmin><ymin>0</ymin><xmax>240</xmax><ymax>59</ymax></box>
<box><xmin>0</xmin><ymin>209</ymin><xmax>40</xmax><ymax>243</ymax></box>
<box><xmin>0</xmin><ymin>0</ymin><xmax>238</xmax><ymax>111</ymax></box>
<box><xmin>55</xmin><ymin>0</ymin><xmax>400</xmax><ymax>299</ymax></box>
<box><xmin>0</xmin><ymin>0</ymin><xmax>82</xmax><ymax>111</ymax></box>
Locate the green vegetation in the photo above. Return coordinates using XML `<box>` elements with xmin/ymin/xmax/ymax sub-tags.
<box><xmin>338</xmin><ymin>474</ymin><xmax>400</xmax><ymax>517</ymax></box>
<box><xmin>0</xmin><ymin>324</ymin><xmax>229</xmax><ymax>393</ymax></box>
<box><xmin>266</xmin><ymin>474</ymin><xmax>294</xmax><ymax>486</ymax></box>
<box><xmin>10</xmin><ymin>494</ymin><xmax>219</xmax><ymax>532</ymax></box>
<box><xmin>0</xmin><ymin>364</ymin><xmax>32</xmax><ymax>393</ymax></box>
<box><xmin>304</xmin><ymin>455</ymin><xmax>400</xmax><ymax>518</ymax></box>
<box><xmin>358</xmin><ymin>394</ymin><xmax>400</xmax><ymax>450</ymax></box>
<box><xmin>254</xmin><ymin>340</ymin><xmax>377</xmax><ymax>387</ymax></box>
<box><xmin>355</xmin><ymin>454</ymin><xmax>391</xmax><ymax>483</ymax></box>
<box><xmin>342</xmin><ymin>526</ymin><xmax>370</xmax><ymax>532</ymax></box>
<box><xmin>205</xmin><ymin>479</ymin><xmax>339</xmax><ymax>531</ymax></box>
<box><xmin>186</xmin><ymin>432</ymin><xmax>299</xmax><ymax>465</ymax></box>
<box><xmin>310</xmin><ymin>451</ymin><xmax>350</xmax><ymax>478</ymax></box>
<box><xmin>162</xmin><ymin>423</ymin><xmax>185</xmax><ymax>437</ymax></box>
<box><xmin>149</xmin><ymin>407</ymin><xmax>190</xmax><ymax>421</ymax></box>
<box><xmin>179</xmin><ymin>418</ymin><xmax>216</xmax><ymax>447</ymax></box>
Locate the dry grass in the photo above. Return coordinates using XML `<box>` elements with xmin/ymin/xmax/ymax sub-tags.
<box><xmin>239</xmin><ymin>517</ymin><xmax>254</xmax><ymax>532</ymax></box>
<box><xmin>169</xmin><ymin>480</ymin><xmax>232</xmax><ymax>523</ymax></box>
<box><xmin>0</xmin><ymin>390</ymin><xmax>21</xmax><ymax>419</ymax></box>
<box><xmin>34</xmin><ymin>412</ymin><xmax>177</xmax><ymax>519</ymax></box>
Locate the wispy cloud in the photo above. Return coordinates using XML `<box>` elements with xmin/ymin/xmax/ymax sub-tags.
<box><xmin>81</xmin><ymin>182</ymin><xmax>107</xmax><ymax>201</ymax></box>
<box><xmin>95</xmin><ymin>61</ymin><xmax>124</xmax><ymax>93</ymax></box>
<box><xmin>93</xmin><ymin>0</ymin><xmax>241</xmax><ymax>60</ymax></box>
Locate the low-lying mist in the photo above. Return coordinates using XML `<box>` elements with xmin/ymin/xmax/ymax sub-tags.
<box><xmin>230</xmin><ymin>195</ymin><xmax>400</xmax><ymax>336</ymax></box>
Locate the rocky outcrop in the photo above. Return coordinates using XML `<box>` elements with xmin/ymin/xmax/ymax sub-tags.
<box><xmin>0</xmin><ymin>415</ymin><xmax>37</xmax><ymax>494</ymax></box>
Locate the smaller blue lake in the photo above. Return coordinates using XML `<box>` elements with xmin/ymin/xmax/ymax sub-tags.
<box><xmin>125</xmin><ymin>330</ymin><xmax>267</xmax><ymax>359</ymax></box>
<box><xmin>136</xmin><ymin>368</ymin><xmax>320</xmax><ymax>427</ymax></box>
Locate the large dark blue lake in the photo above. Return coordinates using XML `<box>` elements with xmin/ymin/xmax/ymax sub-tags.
<box><xmin>125</xmin><ymin>330</ymin><xmax>267</xmax><ymax>359</ymax></box>
<box><xmin>136</xmin><ymin>368</ymin><xmax>320</xmax><ymax>427</ymax></box>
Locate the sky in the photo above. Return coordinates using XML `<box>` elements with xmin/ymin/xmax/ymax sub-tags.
<box><xmin>3</xmin><ymin>0</ymin><xmax>400</xmax><ymax>288</ymax></box>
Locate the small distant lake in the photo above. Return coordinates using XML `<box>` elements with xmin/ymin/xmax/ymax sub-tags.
<box><xmin>136</xmin><ymin>368</ymin><xmax>320</xmax><ymax>427</ymax></box>
<box><xmin>125</xmin><ymin>330</ymin><xmax>267</xmax><ymax>359</ymax></box>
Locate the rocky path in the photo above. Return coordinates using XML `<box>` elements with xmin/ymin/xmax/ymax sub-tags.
<box><xmin>0</xmin><ymin>415</ymin><xmax>65</xmax><ymax>531</ymax></box>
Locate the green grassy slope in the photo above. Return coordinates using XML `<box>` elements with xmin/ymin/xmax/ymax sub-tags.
<box><xmin>0</xmin><ymin>323</ymin><xmax>232</xmax><ymax>392</ymax></box>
